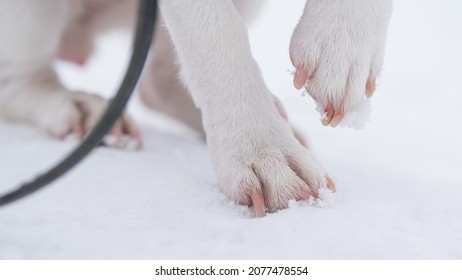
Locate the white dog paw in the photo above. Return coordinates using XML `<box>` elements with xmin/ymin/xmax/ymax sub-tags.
<box><xmin>38</xmin><ymin>92</ymin><xmax>142</xmax><ymax>149</ymax></box>
<box><xmin>290</xmin><ymin>0</ymin><xmax>392</xmax><ymax>127</ymax></box>
<box><xmin>208</xmin><ymin>113</ymin><xmax>335</xmax><ymax>217</ymax></box>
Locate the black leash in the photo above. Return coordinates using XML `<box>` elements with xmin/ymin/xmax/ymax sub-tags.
<box><xmin>0</xmin><ymin>0</ymin><xmax>157</xmax><ymax>208</ymax></box>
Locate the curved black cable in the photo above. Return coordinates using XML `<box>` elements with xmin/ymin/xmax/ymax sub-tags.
<box><xmin>0</xmin><ymin>0</ymin><xmax>157</xmax><ymax>208</ymax></box>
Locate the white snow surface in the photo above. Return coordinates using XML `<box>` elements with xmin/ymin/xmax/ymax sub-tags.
<box><xmin>1</xmin><ymin>0</ymin><xmax>461</xmax><ymax>259</ymax></box>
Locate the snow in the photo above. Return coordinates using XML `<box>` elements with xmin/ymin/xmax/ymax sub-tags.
<box><xmin>1</xmin><ymin>0</ymin><xmax>461</xmax><ymax>259</ymax></box>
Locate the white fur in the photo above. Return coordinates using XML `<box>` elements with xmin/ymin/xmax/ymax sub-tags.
<box><xmin>0</xmin><ymin>0</ymin><xmax>392</xmax><ymax>212</ymax></box>
<box><xmin>290</xmin><ymin>0</ymin><xmax>393</xmax><ymax>112</ymax></box>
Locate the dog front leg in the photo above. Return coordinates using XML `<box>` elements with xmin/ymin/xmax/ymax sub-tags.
<box><xmin>160</xmin><ymin>0</ymin><xmax>334</xmax><ymax>216</ymax></box>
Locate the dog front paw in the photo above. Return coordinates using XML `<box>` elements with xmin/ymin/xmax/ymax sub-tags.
<box><xmin>290</xmin><ymin>0</ymin><xmax>392</xmax><ymax>127</ymax></box>
<box><xmin>207</xmin><ymin>112</ymin><xmax>334</xmax><ymax>217</ymax></box>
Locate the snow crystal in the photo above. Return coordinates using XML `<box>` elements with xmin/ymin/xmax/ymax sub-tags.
<box><xmin>287</xmin><ymin>188</ymin><xmax>338</xmax><ymax>209</ymax></box>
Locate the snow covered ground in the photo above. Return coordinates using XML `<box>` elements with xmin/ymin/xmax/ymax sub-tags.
<box><xmin>0</xmin><ymin>0</ymin><xmax>461</xmax><ymax>259</ymax></box>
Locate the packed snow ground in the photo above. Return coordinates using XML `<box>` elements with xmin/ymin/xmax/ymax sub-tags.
<box><xmin>0</xmin><ymin>0</ymin><xmax>461</xmax><ymax>259</ymax></box>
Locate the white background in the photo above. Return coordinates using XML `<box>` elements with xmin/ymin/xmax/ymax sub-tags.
<box><xmin>0</xmin><ymin>0</ymin><xmax>461</xmax><ymax>259</ymax></box>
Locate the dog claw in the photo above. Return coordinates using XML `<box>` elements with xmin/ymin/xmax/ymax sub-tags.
<box><xmin>70</xmin><ymin>122</ymin><xmax>84</xmax><ymax>140</ymax></box>
<box><xmin>293</xmin><ymin>68</ymin><xmax>308</xmax><ymax>90</ymax></box>
<box><xmin>321</xmin><ymin>103</ymin><xmax>345</xmax><ymax>128</ymax></box>
<box><xmin>250</xmin><ymin>189</ymin><xmax>266</xmax><ymax>217</ymax></box>
<box><xmin>366</xmin><ymin>78</ymin><xmax>376</xmax><ymax>98</ymax></box>
<box><xmin>326</xmin><ymin>176</ymin><xmax>336</xmax><ymax>192</ymax></box>
<box><xmin>322</xmin><ymin>103</ymin><xmax>334</xmax><ymax>126</ymax></box>
<box><xmin>329</xmin><ymin>111</ymin><xmax>344</xmax><ymax>128</ymax></box>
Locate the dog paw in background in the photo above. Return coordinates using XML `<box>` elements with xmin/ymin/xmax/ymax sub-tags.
<box><xmin>0</xmin><ymin>76</ymin><xmax>141</xmax><ymax>149</ymax></box>
<box><xmin>51</xmin><ymin>91</ymin><xmax>142</xmax><ymax>149</ymax></box>
<box><xmin>0</xmin><ymin>0</ymin><xmax>141</xmax><ymax>149</ymax></box>
<box><xmin>290</xmin><ymin>0</ymin><xmax>393</xmax><ymax>129</ymax></box>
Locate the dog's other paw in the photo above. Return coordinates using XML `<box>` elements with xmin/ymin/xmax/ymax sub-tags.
<box><xmin>36</xmin><ymin>91</ymin><xmax>141</xmax><ymax>149</ymax></box>
<box><xmin>290</xmin><ymin>0</ymin><xmax>392</xmax><ymax>127</ymax></box>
